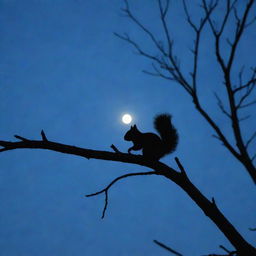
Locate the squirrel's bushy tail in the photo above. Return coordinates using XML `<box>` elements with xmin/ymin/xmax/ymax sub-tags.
<box><xmin>154</xmin><ymin>113</ymin><xmax>178</xmax><ymax>156</ymax></box>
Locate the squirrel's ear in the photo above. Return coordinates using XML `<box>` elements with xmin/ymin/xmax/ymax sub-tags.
<box><xmin>134</xmin><ymin>124</ymin><xmax>137</xmax><ymax>129</ymax></box>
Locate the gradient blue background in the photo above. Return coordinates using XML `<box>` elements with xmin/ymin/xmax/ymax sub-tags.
<box><xmin>0</xmin><ymin>1</ymin><xmax>256</xmax><ymax>255</ymax></box>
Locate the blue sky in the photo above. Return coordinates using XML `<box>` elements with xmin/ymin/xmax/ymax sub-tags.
<box><xmin>0</xmin><ymin>1</ymin><xmax>256</xmax><ymax>255</ymax></box>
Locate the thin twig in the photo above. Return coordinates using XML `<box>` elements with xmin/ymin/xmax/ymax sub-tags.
<box><xmin>41</xmin><ymin>130</ymin><xmax>48</xmax><ymax>141</ymax></box>
<box><xmin>245</xmin><ymin>131</ymin><xmax>256</xmax><ymax>150</ymax></box>
<box><xmin>111</xmin><ymin>144</ymin><xmax>121</xmax><ymax>153</ymax></box>
<box><xmin>14</xmin><ymin>135</ymin><xmax>29</xmax><ymax>141</ymax></box>
<box><xmin>85</xmin><ymin>171</ymin><xmax>157</xmax><ymax>218</ymax></box>
<box><xmin>214</xmin><ymin>92</ymin><xmax>231</xmax><ymax>118</ymax></box>
<box><xmin>122</xmin><ymin>0</ymin><xmax>167</xmax><ymax>55</ymax></box>
<box><xmin>174</xmin><ymin>157</ymin><xmax>187</xmax><ymax>176</ymax></box>
<box><xmin>153</xmin><ymin>240</ymin><xmax>183</xmax><ymax>256</ymax></box>
<box><xmin>114</xmin><ymin>32</ymin><xmax>165</xmax><ymax>67</ymax></box>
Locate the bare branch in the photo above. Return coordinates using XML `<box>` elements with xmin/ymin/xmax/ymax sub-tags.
<box><xmin>114</xmin><ymin>32</ymin><xmax>165</xmax><ymax>66</ymax></box>
<box><xmin>122</xmin><ymin>0</ymin><xmax>167</xmax><ymax>55</ymax></box>
<box><xmin>162</xmin><ymin>0</ymin><xmax>170</xmax><ymax>17</ymax></box>
<box><xmin>202</xmin><ymin>0</ymin><xmax>229</xmax><ymax>71</ymax></box>
<box><xmin>245</xmin><ymin>15</ymin><xmax>256</xmax><ymax>27</ymax></box>
<box><xmin>158</xmin><ymin>0</ymin><xmax>172</xmax><ymax>53</ymax></box>
<box><xmin>245</xmin><ymin>131</ymin><xmax>256</xmax><ymax>149</ymax></box>
<box><xmin>234</xmin><ymin>80</ymin><xmax>256</xmax><ymax>94</ymax></box>
<box><xmin>0</xmin><ymin>133</ymin><xmax>255</xmax><ymax>253</ymax></box>
<box><xmin>117</xmin><ymin>0</ymin><xmax>194</xmax><ymax>95</ymax></box>
<box><xmin>86</xmin><ymin>171</ymin><xmax>156</xmax><ymax>218</ymax></box>
<box><xmin>219</xmin><ymin>0</ymin><xmax>238</xmax><ymax>35</ymax></box>
<box><xmin>219</xmin><ymin>245</ymin><xmax>234</xmax><ymax>254</ymax></box>
<box><xmin>175</xmin><ymin>157</ymin><xmax>187</xmax><ymax>176</ymax></box>
<box><xmin>192</xmin><ymin>97</ymin><xmax>241</xmax><ymax>161</ymax></box>
<box><xmin>142</xmin><ymin>69</ymin><xmax>173</xmax><ymax>80</ymax></box>
<box><xmin>214</xmin><ymin>92</ymin><xmax>231</xmax><ymax>118</ymax></box>
<box><xmin>183</xmin><ymin>0</ymin><xmax>217</xmax><ymax>92</ymax></box>
<box><xmin>203</xmin><ymin>244</ymin><xmax>237</xmax><ymax>256</ymax></box>
<box><xmin>114</xmin><ymin>31</ymin><xmax>193</xmax><ymax>94</ymax></box>
<box><xmin>153</xmin><ymin>239</ymin><xmax>183</xmax><ymax>256</ymax></box>
<box><xmin>117</xmin><ymin>0</ymin><xmax>256</xmax><ymax>184</ymax></box>
<box><xmin>202</xmin><ymin>0</ymin><xmax>256</xmax><ymax>185</ymax></box>
<box><xmin>14</xmin><ymin>135</ymin><xmax>29</xmax><ymax>141</ymax></box>
<box><xmin>212</xmin><ymin>134</ymin><xmax>222</xmax><ymax>141</ymax></box>
<box><xmin>182</xmin><ymin>0</ymin><xmax>198</xmax><ymax>32</ymax></box>
<box><xmin>234</xmin><ymin>67</ymin><xmax>256</xmax><ymax>94</ymax></box>
<box><xmin>236</xmin><ymin>84</ymin><xmax>256</xmax><ymax>109</ymax></box>
<box><xmin>226</xmin><ymin>0</ymin><xmax>255</xmax><ymax>72</ymax></box>
<box><xmin>157</xmin><ymin>0</ymin><xmax>193</xmax><ymax>94</ymax></box>
<box><xmin>202</xmin><ymin>0</ymin><xmax>219</xmax><ymax>35</ymax></box>
<box><xmin>143</xmin><ymin>63</ymin><xmax>173</xmax><ymax>80</ymax></box>
<box><xmin>238</xmin><ymin>115</ymin><xmax>251</xmax><ymax>122</ymax></box>
<box><xmin>239</xmin><ymin>99</ymin><xmax>256</xmax><ymax>109</ymax></box>
<box><xmin>41</xmin><ymin>130</ymin><xmax>48</xmax><ymax>141</ymax></box>
<box><xmin>111</xmin><ymin>144</ymin><xmax>121</xmax><ymax>153</ymax></box>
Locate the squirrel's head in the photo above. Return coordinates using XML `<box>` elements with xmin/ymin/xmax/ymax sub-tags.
<box><xmin>124</xmin><ymin>125</ymin><xmax>140</xmax><ymax>141</ymax></box>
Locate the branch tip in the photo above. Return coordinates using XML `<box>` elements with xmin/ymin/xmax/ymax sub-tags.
<box><xmin>212</xmin><ymin>197</ymin><xmax>216</xmax><ymax>206</ymax></box>
<box><xmin>111</xmin><ymin>144</ymin><xmax>121</xmax><ymax>153</ymax></box>
<box><xmin>174</xmin><ymin>157</ymin><xmax>187</xmax><ymax>175</ymax></box>
<box><xmin>14</xmin><ymin>135</ymin><xmax>28</xmax><ymax>141</ymax></box>
<box><xmin>41</xmin><ymin>130</ymin><xmax>48</xmax><ymax>141</ymax></box>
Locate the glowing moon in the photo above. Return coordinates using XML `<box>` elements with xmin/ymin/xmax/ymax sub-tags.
<box><xmin>122</xmin><ymin>114</ymin><xmax>132</xmax><ymax>124</ymax></box>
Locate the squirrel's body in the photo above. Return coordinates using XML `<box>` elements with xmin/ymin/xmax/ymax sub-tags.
<box><xmin>124</xmin><ymin>114</ymin><xmax>178</xmax><ymax>160</ymax></box>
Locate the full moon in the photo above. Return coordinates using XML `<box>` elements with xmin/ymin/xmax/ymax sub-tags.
<box><xmin>122</xmin><ymin>114</ymin><xmax>132</xmax><ymax>124</ymax></box>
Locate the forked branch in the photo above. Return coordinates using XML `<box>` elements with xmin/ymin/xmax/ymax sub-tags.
<box><xmin>117</xmin><ymin>0</ymin><xmax>256</xmax><ymax>183</ymax></box>
<box><xmin>86</xmin><ymin>171</ymin><xmax>156</xmax><ymax>218</ymax></box>
<box><xmin>0</xmin><ymin>133</ymin><xmax>255</xmax><ymax>254</ymax></box>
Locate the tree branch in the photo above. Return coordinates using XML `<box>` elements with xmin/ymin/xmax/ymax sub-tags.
<box><xmin>245</xmin><ymin>131</ymin><xmax>256</xmax><ymax>149</ymax></box>
<box><xmin>86</xmin><ymin>171</ymin><xmax>156</xmax><ymax>218</ymax></box>
<box><xmin>114</xmin><ymin>32</ymin><xmax>165</xmax><ymax>67</ymax></box>
<box><xmin>214</xmin><ymin>92</ymin><xmax>232</xmax><ymax>119</ymax></box>
<box><xmin>202</xmin><ymin>0</ymin><xmax>256</xmax><ymax>183</ymax></box>
<box><xmin>153</xmin><ymin>239</ymin><xmax>183</xmax><ymax>256</ymax></box>
<box><xmin>0</xmin><ymin>133</ymin><xmax>255</xmax><ymax>254</ymax></box>
<box><xmin>203</xmin><ymin>244</ymin><xmax>237</xmax><ymax>256</ymax></box>
<box><xmin>121</xmin><ymin>0</ymin><xmax>167</xmax><ymax>56</ymax></box>
<box><xmin>117</xmin><ymin>0</ymin><xmax>193</xmax><ymax>95</ymax></box>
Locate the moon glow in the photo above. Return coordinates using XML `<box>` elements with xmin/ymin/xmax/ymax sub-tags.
<box><xmin>122</xmin><ymin>114</ymin><xmax>132</xmax><ymax>124</ymax></box>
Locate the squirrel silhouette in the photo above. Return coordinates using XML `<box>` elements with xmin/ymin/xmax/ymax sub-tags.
<box><xmin>124</xmin><ymin>114</ymin><xmax>178</xmax><ymax>160</ymax></box>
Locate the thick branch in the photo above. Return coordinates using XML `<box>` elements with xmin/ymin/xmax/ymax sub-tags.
<box><xmin>0</xmin><ymin>134</ymin><xmax>255</xmax><ymax>254</ymax></box>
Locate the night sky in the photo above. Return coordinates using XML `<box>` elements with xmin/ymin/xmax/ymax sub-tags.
<box><xmin>0</xmin><ymin>1</ymin><xmax>256</xmax><ymax>255</ymax></box>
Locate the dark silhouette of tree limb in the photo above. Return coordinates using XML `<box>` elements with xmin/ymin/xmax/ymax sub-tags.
<box><xmin>203</xmin><ymin>245</ymin><xmax>237</xmax><ymax>256</ymax></box>
<box><xmin>86</xmin><ymin>171</ymin><xmax>156</xmax><ymax>218</ymax></box>
<box><xmin>0</xmin><ymin>133</ymin><xmax>255</xmax><ymax>255</ymax></box>
<box><xmin>115</xmin><ymin>0</ymin><xmax>256</xmax><ymax>184</ymax></box>
<box><xmin>1</xmin><ymin>1</ymin><xmax>255</xmax><ymax>255</ymax></box>
<box><xmin>153</xmin><ymin>239</ymin><xmax>183</xmax><ymax>256</ymax></box>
